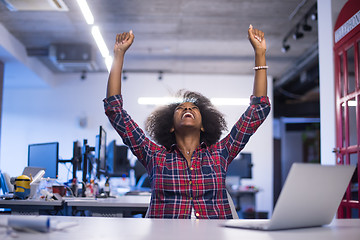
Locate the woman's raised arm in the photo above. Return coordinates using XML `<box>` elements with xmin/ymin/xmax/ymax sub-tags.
<box><xmin>106</xmin><ymin>30</ymin><xmax>134</xmax><ymax>98</ymax></box>
<box><xmin>248</xmin><ymin>25</ymin><xmax>267</xmax><ymax>97</ymax></box>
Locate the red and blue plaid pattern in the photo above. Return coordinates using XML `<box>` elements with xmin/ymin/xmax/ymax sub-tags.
<box><xmin>104</xmin><ymin>94</ymin><xmax>270</xmax><ymax>219</ymax></box>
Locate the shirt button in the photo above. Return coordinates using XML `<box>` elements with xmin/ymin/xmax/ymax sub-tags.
<box><xmin>189</xmin><ymin>181</ymin><xmax>192</xmax><ymax>185</ymax></box>
<box><xmin>190</xmin><ymin>167</ymin><xmax>194</xmax><ymax>171</ymax></box>
<box><xmin>190</xmin><ymin>197</ymin><xmax>193</xmax><ymax>200</ymax></box>
<box><xmin>195</xmin><ymin>213</ymin><xmax>200</xmax><ymax>217</ymax></box>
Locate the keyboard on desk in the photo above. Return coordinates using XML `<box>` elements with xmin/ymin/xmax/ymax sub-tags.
<box><xmin>125</xmin><ymin>190</ymin><xmax>151</xmax><ymax>196</ymax></box>
<box><xmin>0</xmin><ymin>193</ymin><xmax>14</xmax><ymax>199</ymax></box>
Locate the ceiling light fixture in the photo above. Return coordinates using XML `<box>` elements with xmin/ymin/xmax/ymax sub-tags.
<box><xmin>137</xmin><ymin>97</ymin><xmax>250</xmax><ymax>106</ymax></box>
<box><xmin>210</xmin><ymin>98</ymin><xmax>249</xmax><ymax>106</ymax></box>
<box><xmin>158</xmin><ymin>71</ymin><xmax>163</xmax><ymax>81</ymax></box>
<box><xmin>281</xmin><ymin>41</ymin><xmax>290</xmax><ymax>53</ymax></box>
<box><xmin>293</xmin><ymin>25</ymin><xmax>304</xmax><ymax>40</ymax></box>
<box><xmin>281</xmin><ymin>3</ymin><xmax>317</xmax><ymax>53</ymax></box>
<box><xmin>76</xmin><ymin>0</ymin><xmax>112</xmax><ymax>72</ymax></box>
<box><xmin>122</xmin><ymin>70</ymin><xmax>127</xmax><ymax>80</ymax></box>
<box><xmin>91</xmin><ymin>26</ymin><xmax>109</xmax><ymax>58</ymax></box>
<box><xmin>76</xmin><ymin>0</ymin><xmax>94</xmax><ymax>25</ymax></box>
<box><xmin>105</xmin><ymin>55</ymin><xmax>113</xmax><ymax>72</ymax></box>
<box><xmin>310</xmin><ymin>12</ymin><xmax>317</xmax><ymax>21</ymax></box>
<box><xmin>138</xmin><ymin>97</ymin><xmax>182</xmax><ymax>106</ymax></box>
<box><xmin>302</xmin><ymin>16</ymin><xmax>312</xmax><ymax>32</ymax></box>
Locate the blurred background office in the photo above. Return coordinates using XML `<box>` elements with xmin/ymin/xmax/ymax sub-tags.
<box><xmin>0</xmin><ymin>0</ymin><xmax>355</xmax><ymax>218</ymax></box>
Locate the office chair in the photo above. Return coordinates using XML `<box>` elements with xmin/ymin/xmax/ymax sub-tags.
<box><xmin>226</xmin><ymin>189</ymin><xmax>239</xmax><ymax>219</ymax></box>
<box><xmin>144</xmin><ymin>189</ymin><xmax>239</xmax><ymax>219</ymax></box>
<box><xmin>136</xmin><ymin>173</ymin><xmax>150</xmax><ymax>188</ymax></box>
<box><xmin>0</xmin><ymin>171</ymin><xmax>13</xmax><ymax>194</ymax></box>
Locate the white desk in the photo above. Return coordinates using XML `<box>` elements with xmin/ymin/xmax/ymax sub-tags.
<box><xmin>0</xmin><ymin>195</ymin><xmax>150</xmax><ymax>217</ymax></box>
<box><xmin>65</xmin><ymin>195</ymin><xmax>150</xmax><ymax>217</ymax></box>
<box><xmin>0</xmin><ymin>216</ymin><xmax>359</xmax><ymax>240</ymax></box>
<box><xmin>0</xmin><ymin>199</ymin><xmax>63</xmax><ymax>215</ymax></box>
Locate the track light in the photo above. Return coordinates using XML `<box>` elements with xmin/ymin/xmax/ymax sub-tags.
<box><xmin>293</xmin><ymin>25</ymin><xmax>304</xmax><ymax>40</ymax></box>
<box><xmin>122</xmin><ymin>70</ymin><xmax>127</xmax><ymax>81</ymax></box>
<box><xmin>310</xmin><ymin>12</ymin><xmax>317</xmax><ymax>21</ymax></box>
<box><xmin>81</xmin><ymin>70</ymin><xmax>87</xmax><ymax>80</ymax></box>
<box><xmin>158</xmin><ymin>71</ymin><xmax>163</xmax><ymax>81</ymax></box>
<box><xmin>302</xmin><ymin>23</ymin><xmax>312</xmax><ymax>32</ymax></box>
<box><xmin>281</xmin><ymin>3</ymin><xmax>317</xmax><ymax>53</ymax></box>
<box><xmin>281</xmin><ymin>41</ymin><xmax>290</xmax><ymax>53</ymax></box>
<box><xmin>293</xmin><ymin>32</ymin><xmax>303</xmax><ymax>40</ymax></box>
<box><xmin>302</xmin><ymin>16</ymin><xmax>312</xmax><ymax>32</ymax></box>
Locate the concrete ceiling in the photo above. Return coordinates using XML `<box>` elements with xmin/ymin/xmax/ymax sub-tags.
<box><xmin>0</xmin><ymin>0</ymin><xmax>320</xmax><ymax>79</ymax></box>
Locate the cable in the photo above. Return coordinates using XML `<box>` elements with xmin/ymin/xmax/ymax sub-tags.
<box><xmin>276</xmin><ymin>87</ymin><xmax>303</xmax><ymax>99</ymax></box>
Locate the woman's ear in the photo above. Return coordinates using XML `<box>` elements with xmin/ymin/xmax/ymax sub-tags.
<box><xmin>170</xmin><ymin>127</ymin><xmax>174</xmax><ymax>133</ymax></box>
<box><xmin>201</xmin><ymin>126</ymin><xmax>205</xmax><ymax>132</ymax></box>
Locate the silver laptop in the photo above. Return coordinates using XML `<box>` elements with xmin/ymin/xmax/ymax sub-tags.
<box><xmin>224</xmin><ymin>163</ymin><xmax>356</xmax><ymax>231</ymax></box>
<box><xmin>22</xmin><ymin>166</ymin><xmax>46</xmax><ymax>178</ymax></box>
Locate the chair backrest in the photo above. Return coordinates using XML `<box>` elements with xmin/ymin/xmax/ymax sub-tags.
<box><xmin>0</xmin><ymin>171</ymin><xmax>8</xmax><ymax>194</ymax></box>
<box><xmin>226</xmin><ymin>189</ymin><xmax>239</xmax><ymax>219</ymax></box>
<box><xmin>136</xmin><ymin>173</ymin><xmax>150</xmax><ymax>188</ymax></box>
<box><xmin>0</xmin><ymin>171</ymin><xmax>13</xmax><ymax>193</ymax></box>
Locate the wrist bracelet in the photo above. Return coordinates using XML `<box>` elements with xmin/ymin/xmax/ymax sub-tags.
<box><xmin>253</xmin><ymin>66</ymin><xmax>268</xmax><ymax>70</ymax></box>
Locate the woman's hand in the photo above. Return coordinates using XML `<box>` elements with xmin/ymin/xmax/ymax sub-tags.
<box><xmin>114</xmin><ymin>30</ymin><xmax>135</xmax><ymax>56</ymax></box>
<box><xmin>106</xmin><ymin>30</ymin><xmax>134</xmax><ymax>98</ymax></box>
<box><xmin>248</xmin><ymin>25</ymin><xmax>266</xmax><ymax>55</ymax></box>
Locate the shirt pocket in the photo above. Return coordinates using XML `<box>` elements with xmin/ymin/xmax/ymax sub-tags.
<box><xmin>198</xmin><ymin>163</ymin><xmax>223</xmax><ymax>200</ymax></box>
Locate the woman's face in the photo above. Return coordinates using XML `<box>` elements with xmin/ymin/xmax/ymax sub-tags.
<box><xmin>172</xmin><ymin>102</ymin><xmax>203</xmax><ymax>132</ymax></box>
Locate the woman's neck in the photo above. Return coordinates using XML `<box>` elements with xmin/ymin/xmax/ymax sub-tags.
<box><xmin>175</xmin><ymin>132</ymin><xmax>200</xmax><ymax>158</ymax></box>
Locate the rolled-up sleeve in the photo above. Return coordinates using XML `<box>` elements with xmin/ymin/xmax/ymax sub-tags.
<box><xmin>103</xmin><ymin>95</ymin><xmax>162</xmax><ymax>169</ymax></box>
<box><xmin>216</xmin><ymin>95</ymin><xmax>271</xmax><ymax>166</ymax></box>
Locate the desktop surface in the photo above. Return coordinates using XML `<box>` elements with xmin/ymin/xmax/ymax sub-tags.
<box><xmin>64</xmin><ymin>195</ymin><xmax>150</xmax><ymax>207</ymax></box>
<box><xmin>0</xmin><ymin>198</ymin><xmax>63</xmax><ymax>206</ymax></box>
<box><xmin>0</xmin><ymin>216</ymin><xmax>359</xmax><ymax>240</ymax></box>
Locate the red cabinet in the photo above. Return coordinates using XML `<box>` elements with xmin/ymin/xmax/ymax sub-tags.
<box><xmin>334</xmin><ymin>0</ymin><xmax>360</xmax><ymax>218</ymax></box>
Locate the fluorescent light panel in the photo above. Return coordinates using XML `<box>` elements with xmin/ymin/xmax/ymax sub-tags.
<box><xmin>211</xmin><ymin>98</ymin><xmax>249</xmax><ymax>106</ymax></box>
<box><xmin>138</xmin><ymin>97</ymin><xmax>182</xmax><ymax>105</ymax></box>
<box><xmin>138</xmin><ymin>97</ymin><xmax>249</xmax><ymax>106</ymax></box>
<box><xmin>91</xmin><ymin>26</ymin><xmax>109</xmax><ymax>58</ymax></box>
<box><xmin>76</xmin><ymin>0</ymin><xmax>111</xmax><ymax>72</ymax></box>
<box><xmin>105</xmin><ymin>56</ymin><xmax>113</xmax><ymax>72</ymax></box>
<box><xmin>76</xmin><ymin>0</ymin><xmax>94</xmax><ymax>25</ymax></box>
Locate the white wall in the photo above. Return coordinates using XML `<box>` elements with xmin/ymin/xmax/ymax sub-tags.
<box><xmin>318</xmin><ymin>0</ymin><xmax>336</xmax><ymax>165</ymax></box>
<box><xmin>317</xmin><ymin>0</ymin><xmax>347</xmax><ymax>165</ymax></box>
<box><xmin>1</xmin><ymin>70</ymin><xmax>273</xmax><ymax>214</ymax></box>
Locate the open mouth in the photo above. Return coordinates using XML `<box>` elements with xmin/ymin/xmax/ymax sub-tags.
<box><xmin>182</xmin><ymin>112</ymin><xmax>194</xmax><ymax>119</ymax></box>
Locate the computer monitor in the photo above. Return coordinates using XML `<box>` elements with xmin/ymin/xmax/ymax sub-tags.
<box><xmin>106</xmin><ymin>140</ymin><xmax>130</xmax><ymax>177</ymax></box>
<box><xmin>72</xmin><ymin>141</ymin><xmax>82</xmax><ymax>170</ymax></box>
<box><xmin>96</xmin><ymin>126</ymin><xmax>107</xmax><ymax>178</ymax></box>
<box><xmin>28</xmin><ymin>142</ymin><xmax>59</xmax><ymax>178</ymax></box>
<box><xmin>227</xmin><ymin>153</ymin><xmax>252</xmax><ymax>179</ymax></box>
<box><xmin>71</xmin><ymin>141</ymin><xmax>82</xmax><ymax>180</ymax></box>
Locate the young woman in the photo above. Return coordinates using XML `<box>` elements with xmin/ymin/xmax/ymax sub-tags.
<box><xmin>104</xmin><ymin>25</ymin><xmax>270</xmax><ymax>219</ymax></box>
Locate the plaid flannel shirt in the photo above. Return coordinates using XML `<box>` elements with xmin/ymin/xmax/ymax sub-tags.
<box><xmin>104</xmin><ymin>94</ymin><xmax>270</xmax><ymax>219</ymax></box>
